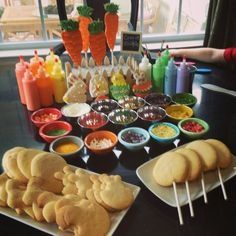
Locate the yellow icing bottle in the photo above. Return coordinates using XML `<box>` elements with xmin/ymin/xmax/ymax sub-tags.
<box><xmin>51</xmin><ymin>58</ymin><xmax>67</xmax><ymax>103</ymax></box>
<box><xmin>44</xmin><ymin>48</ymin><xmax>61</xmax><ymax>76</ymax></box>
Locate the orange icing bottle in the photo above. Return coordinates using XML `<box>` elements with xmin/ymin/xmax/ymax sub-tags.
<box><xmin>29</xmin><ymin>50</ymin><xmax>44</xmax><ymax>76</ymax></box>
<box><xmin>51</xmin><ymin>58</ymin><xmax>67</xmax><ymax>103</ymax></box>
<box><xmin>22</xmin><ymin>65</ymin><xmax>41</xmax><ymax>111</ymax></box>
<box><xmin>36</xmin><ymin>62</ymin><xmax>54</xmax><ymax>107</ymax></box>
<box><xmin>15</xmin><ymin>55</ymin><xmax>29</xmax><ymax>104</ymax></box>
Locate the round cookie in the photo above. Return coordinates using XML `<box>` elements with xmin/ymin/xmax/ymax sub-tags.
<box><xmin>152</xmin><ymin>152</ymin><xmax>189</xmax><ymax>187</ymax></box>
<box><xmin>205</xmin><ymin>139</ymin><xmax>232</xmax><ymax>168</ymax></box>
<box><xmin>175</xmin><ymin>148</ymin><xmax>202</xmax><ymax>181</ymax></box>
<box><xmin>186</xmin><ymin>140</ymin><xmax>218</xmax><ymax>172</ymax></box>
<box><xmin>17</xmin><ymin>148</ymin><xmax>44</xmax><ymax>179</ymax></box>
<box><xmin>31</xmin><ymin>152</ymin><xmax>67</xmax><ymax>193</ymax></box>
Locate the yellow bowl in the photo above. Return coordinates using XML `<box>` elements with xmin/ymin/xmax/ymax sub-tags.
<box><xmin>165</xmin><ymin>104</ymin><xmax>193</xmax><ymax>122</ymax></box>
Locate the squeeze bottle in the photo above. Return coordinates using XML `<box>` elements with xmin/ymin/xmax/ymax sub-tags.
<box><xmin>44</xmin><ymin>48</ymin><xmax>61</xmax><ymax>76</ymax></box>
<box><xmin>51</xmin><ymin>58</ymin><xmax>67</xmax><ymax>103</ymax></box>
<box><xmin>161</xmin><ymin>45</ymin><xmax>170</xmax><ymax>66</ymax></box>
<box><xmin>139</xmin><ymin>52</ymin><xmax>152</xmax><ymax>81</ymax></box>
<box><xmin>22</xmin><ymin>65</ymin><xmax>41</xmax><ymax>111</ymax></box>
<box><xmin>176</xmin><ymin>57</ymin><xmax>190</xmax><ymax>93</ymax></box>
<box><xmin>29</xmin><ymin>50</ymin><xmax>44</xmax><ymax>76</ymax></box>
<box><xmin>15</xmin><ymin>56</ymin><xmax>29</xmax><ymax>104</ymax></box>
<box><xmin>164</xmin><ymin>56</ymin><xmax>177</xmax><ymax>96</ymax></box>
<box><xmin>36</xmin><ymin>62</ymin><xmax>54</xmax><ymax>107</ymax></box>
<box><xmin>152</xmin><ymin>52</ymin><xmax>165</xmax><ymax>93</ymax></box>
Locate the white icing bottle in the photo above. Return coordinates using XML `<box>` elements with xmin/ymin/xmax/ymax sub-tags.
<box><xmin>139</xmin><ymin>52</ymin><xmax>152</xmax><ymax>81</ymax></box>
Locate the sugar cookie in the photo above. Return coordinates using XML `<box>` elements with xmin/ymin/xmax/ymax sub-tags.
<box><xmin>153</xmin><ymin>152</ymin><xmax>189</xmax><ymax>186</ymax></box>
<box><xmin>205</xmin><ymin>139</ymin><xmax>232</xmax><ymax>168</ymax></box>
<box><xmin>186</xmin><ymin>140</ymin><xmax>218</xmax><ymax>171</ymax></box>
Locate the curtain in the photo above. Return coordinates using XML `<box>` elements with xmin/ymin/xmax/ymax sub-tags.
<box><xmin>204</xmin><ymin>0</ymin><xmax>236</xmax><ymax>48</ymax></box>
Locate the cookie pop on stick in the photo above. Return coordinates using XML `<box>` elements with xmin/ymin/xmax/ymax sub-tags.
<box><xmin>77</xmin><ymin>5</ymin><xmax>93</xmax><ymax>68</ymax></box>
<box><xmin>104</xmin><ymin>3</ymin><xmax>119</xmax><ymax>68</ymax></box>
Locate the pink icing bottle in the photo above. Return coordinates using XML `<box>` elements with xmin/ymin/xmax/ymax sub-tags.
<box><xmin>15</xmin><ymin>55</ymin><xmax>29</xmax><ymax>104</ymax></box>
<box><xmin>22</xmin><ymin>65</ymin><xmax>41</xmax><ymax>111</ymax></box>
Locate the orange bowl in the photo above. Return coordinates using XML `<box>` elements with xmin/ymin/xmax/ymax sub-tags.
<box><xmin>84</xmin><ymin>130</ymin><xmax>118</xmax><ymax>155</ymax></box>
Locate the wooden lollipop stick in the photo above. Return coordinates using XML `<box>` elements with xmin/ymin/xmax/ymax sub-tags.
<box><xmin>201</xmin><ymin>172</ymin><xmax>208</xmax><ymax>204</ymax></box>
<box><xmin>111</xmin><ymin>50</ymin><xmax>114</xmax><ymax>68</ymax></box>
<box><xmin>173</xmin><ymin>182</ymin><xmax>184</xmax><ymax>225</ymax></box>
<box><xmin>217</xmin><ymin>167</ymin><xmax>228</xmax><ymax>200</ymax></box>
<box><xmin>85</xmin><ymin>52</ymin><xmax>88</xmax><ymax>68</ymax></box>
<box><xmin>185</xmin><ymin>181</ymin><xmax>194</xmax><ymax>217</ymax></box>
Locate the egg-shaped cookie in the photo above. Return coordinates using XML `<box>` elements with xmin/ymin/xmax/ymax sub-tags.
<box><xmin>152</xmin><ymin>152</ymin><xmax>189</xmax><ymax>187</ymax></box>
<box><xmin>186</xmin><ymin>140</ymin><xmax>218</xmax><ymax>171</ymax></box>
<box><xmin>205</xmin><ymin>139</ymin><xmax>232</xmax><ymax>168</ymax></box>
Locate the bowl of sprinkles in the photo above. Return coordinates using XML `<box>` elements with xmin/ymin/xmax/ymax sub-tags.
<box><xmin>91</xmin><ymin>99</ymin><xmax>118</xmax><ymax>114</ymax></box>
<box><xmin>39</xmin><ymin>121</ymin><xmax>72</xmax><ymax>143</ymax></box>
<box><xmin>49</xmin><ymin>135</ymin><xmax>84</xmax><ymax>157</ymax></box>
<box><xmin>178</xmin><ymin>117</ymin><xmax>209</xmax><ymax>139</ymax></box>
<box><xmin>118</xmin><ymin>96</ymin><xmax>146</xmax><ymax>110</ymax></box>
<box><xmin>108</xmin><ymin>109</ymin><xmax>138</xmax><ymax>126</ymax></box>
<box><xmin>118</xmin><ymin>127</ymin><xmax>150</xmax><ymax>151</ymax></box>
<box><xmin>84</xmin><ymin>130</ymin><xmax>118</xmax><ymax>155</ymax></box>
<box><xmin>144</xmin><ymin>93</ymin><xmax>172</xmax><ymax>108</ymax></box>
<box><xmin>171</xmin><ymin>93</ymin><xmax>197</xmax><ymax>107</ymax></box>
<box><xmin>149</xmin><ymin>122</ymin><xmax>180</xmax><ymax>144</ymax></box>
<box><xmin>165</xmin><ymin>104</ymin><xmax>193</xmax><ymax>122</ymax></box>
<box><xmin>31</xmin><ymin>107</ymin><xmax>62</xmax><ymax>127</ymax></box>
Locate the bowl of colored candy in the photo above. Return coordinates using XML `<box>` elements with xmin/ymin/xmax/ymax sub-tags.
<box><xmin>149</xmin><ymin>122</ymin><xmax>180</xmax><ymax>144</ymax></box>
<box><xmin>171</xmin><ymin>93</ymin><xmax>197</xmax><ymax>107</ymax></box>
<box><xmin>49</xmin><ymin>135</ymin><xmax>84</xmax><ymax>157</ymax></box>
<box><xmin>165</xmin><ymin>104</ymin><xmax>193</xmax><ymax>123</ymax></box>
<box><xmin>144</xmin><ymin>93</ymin><xmax>172</xmax><ymax>108</ymax></box>
<box><xmin>31</xmin><ymin>107</ymin><xmax>62</xmax><ymax>128</ymax></box>
<box><xmin>77</xmin><ymin>112</ymin><xmax>108</xmax><ymax>131</ymax></box>
<box><xmin>137</xmin><ymin>105</ymin><xmax>166</xmax><ymax>123</ymax></box>
<box><xmin>178</xmin><ymin>117</ymin><xmax>209</xmax><ymax>139</ymax></box>
<box><xmin>90</xmin><ymin>99</ymin><xmax>118</xmax><ymax>114</ymax></box>
<box><xmin>39</xmin><ymin>121</ymin><xmax>72</xmax><ymax>143</ymax></box>
<box><xmin>118</xmin><ymin>96</ymin><xmax>146</xmax><ymax>110</ymax></box>
<box><xmin>84</xmin><ymin>130</ymin><xmax>118</xmax><ymax>155</ymax></box>
<box><xmin>108</xmin><ymin>109</ymin><xmax>138</xmax><ymax>126</ymax></box>
<box><xmin>118</xmin><ymin>127</ymin><xmax>150</xmax><ymax>151</ymax></box>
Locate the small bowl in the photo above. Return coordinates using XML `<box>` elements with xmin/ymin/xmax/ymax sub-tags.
<box><xmin>84</xmin><ymin>130</ymin><xmax>118</xmax><ymax>155</ymax></box>
<box><xmin>108</xmin><ymin>109</ymin><xmax>138</xmax><ymax>126</ymax></box>
<box><xmin>171</xmin><ymin>93</ymin><xmax>197</xmax><ymax>107</ymax></box>
<box><xmin>165</xmin><ymin>104</ymin><xmax>193</xmax><ymax>122</ymax></box>
<box><xmin>61</xmin><ymin>103</ymin><xmax>91</xmax><ymax>118</ymax></box>
<box><xmin>149</xmin><ymin>122</ymin><xmax>180</xmax><ymax>144</ymax></box>
<box><xmin>31</xmin><ymin>108</ymin><xmax>62</xmax><ymax>128</ymax></box>
<box><xmin>77</xmin><ymin>112</ymin><xmax>108</xmax><ymax>131</ymax></box>
<box><xmin>39</xmin><ymin>121</ymin><xmax>72</xmax><ymax>143</ymax></box>
<box><xmin>145</xmin><ymin>93</ymin><xmax>172</xmax><ymax>108</ymax></box>
<box><xmin>91</xmin><ymin>99</ymin><xmax>118</xmax><ymax>114</ymax></box>
<box><xmin>178</xmin><ymin>118</ymin><xmax>209</xmax><ymax>139</ymax></box>
<box><xmin>118</xmin><ymin>127</ymin><xmax>150</xmax><ymax>151</ymax></box>
<box><xmin>118</xmin><ymin>96</ymin><xmax>146</xmax><ymax>110</ymax></box>
<box><xmin>137</xmin><ymin>105</ymin><xmax>166</xmax><ymax>122</ymax></box>
<box><xmin>49</xmin><ymin>135</ymin><xmax>84</xmax><ymax>157</ymax></box>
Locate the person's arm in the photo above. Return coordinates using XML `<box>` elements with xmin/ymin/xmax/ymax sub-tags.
<box><xmin>169</xmin><ymin>48</ymin><xmax>225</xmax><ymax>64</ymax></box>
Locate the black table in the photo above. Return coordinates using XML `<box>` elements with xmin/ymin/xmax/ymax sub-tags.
<box><xmin>0</xmin><ymin>56</ymin><xmax>236</xmax><ymax>236</ymax></box>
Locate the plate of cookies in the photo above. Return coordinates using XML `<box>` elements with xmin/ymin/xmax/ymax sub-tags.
<box><xmin>0</xmin><ymin>147</ymin><xmax>140</xmax><ymax>236</ymax></box>
<box><xmin>136</xmin><ymin>139</ymin><xmax>236</xmax><ymax>207</ymax></box>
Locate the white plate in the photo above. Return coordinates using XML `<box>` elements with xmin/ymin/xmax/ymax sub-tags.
<box><xmin>0</xmin><ymin>168</ymin><xmax>140</xmax><ymax>236</ymax></box>
<box><xmin>136</xmin><ymin>146</ymin><xmax>236</xmax><ymax>207</ymax></box>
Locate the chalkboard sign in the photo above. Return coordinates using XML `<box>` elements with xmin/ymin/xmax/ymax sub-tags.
<box><xmin>121</xmin><ymin>31</ymin><xmax>142</xmax><ymax>54</ymax></box>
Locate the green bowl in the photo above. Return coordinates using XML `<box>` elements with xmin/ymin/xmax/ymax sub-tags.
<box><xmin>178</xmin><ymin>118</ymin><xmax>209</xmax><ymax>139</ymax></box>
<box><xmin>171</xmin><ymin>93</ymin><xmax>197</xmax><ymax>107</ymax></box>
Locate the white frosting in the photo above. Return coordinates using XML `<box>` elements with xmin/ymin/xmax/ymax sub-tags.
<box><xmin>61</xmin><ymin>103</ymin><xmax>91</xmax><ymax>117</ymax></box>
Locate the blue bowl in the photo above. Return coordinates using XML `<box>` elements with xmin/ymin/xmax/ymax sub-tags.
<box><xmin>118</xmin><ymin>127</ymin><xmax>150</xmax><ymax>151</ymax></box>
<box><xmin>148</xmin><ymin>122</ymin><xmax>180</xmax><ymax>144</ymax></box>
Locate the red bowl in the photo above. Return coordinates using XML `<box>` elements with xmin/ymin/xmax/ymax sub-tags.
<box><xmin>39</xmin><ymin>121</ymin><xmax>72</xmax><ymax>143</ymax></box>
<box><xmin>31</xmin><ymin>108</ymin><xmax>62</xmax><ymax>127</ymax></box>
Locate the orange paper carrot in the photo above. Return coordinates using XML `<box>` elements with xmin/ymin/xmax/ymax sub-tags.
<box><xmin>88</xmin><ymin>20</ymin><xmax>106</xmax><ymax>66</ymax></box>
<box><xmin>77</xmin><ymin>5</ymin><xmax>93</xmax><ymax>52</ymax></box>
<box><xmin>60</xmin><ymin>19</ymin><xmax>82</xmax><ymax>67</ymax></box>
<box><xmin>104</xmin><ymin>3</ymin><xmax>119</xmax><ymax>50</ymax></box>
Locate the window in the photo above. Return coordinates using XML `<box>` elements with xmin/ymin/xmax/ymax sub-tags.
<box><xmin>0</xmin><ymin>0</ymin><xmax>209</xmax><ymax>51</ymax></box>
